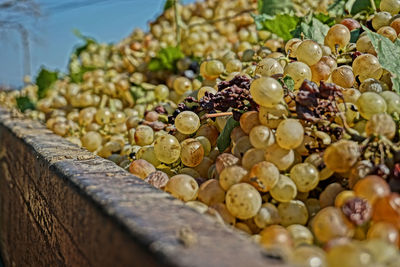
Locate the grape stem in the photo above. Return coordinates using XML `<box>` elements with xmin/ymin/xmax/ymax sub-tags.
<box><xmin>188</xmin><ymin>8</ymin><xmax>256</xmax><ymax>28</ymax></box>
<box><xmin>174</xmin><ymin>0</ymin><xmax>181</xmax><ymax>46</ymax></box>
<box><xmin>369</xmin><ymin>0</ymin><xmax>376</xmax><ymax>12</ymax></box>
<box><xmin>203</xmin><ymin>112</ymin><xmax>233</xmax><ymax>119</ymax></box>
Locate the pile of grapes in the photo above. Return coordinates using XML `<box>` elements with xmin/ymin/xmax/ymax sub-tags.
<box><xmin>1</xmin><ymin>0</ymin><xmax>400</xmax><ymax>266</ymax></box>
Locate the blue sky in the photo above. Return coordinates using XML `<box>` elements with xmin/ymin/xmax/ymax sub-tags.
<box><xmin>0</xmin><ymin>0</ymin><xmax>194</xmax><ymax>87</ymax></box>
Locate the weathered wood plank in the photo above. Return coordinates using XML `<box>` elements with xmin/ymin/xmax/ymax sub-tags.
<box><xmin>0</xmin><ymin>107</ymin><xmax>292</xmax><ymax>267</ymax></box>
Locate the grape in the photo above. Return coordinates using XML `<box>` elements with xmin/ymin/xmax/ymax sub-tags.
<box><xmin>173</xmin><ymin>76</ymin><xmax>192</xmax><ymax>95</ymax></box>
<box><xmin>367</xmin><ymin>221</ymin><xmax>399</xmax><ymax>246</ymax></box>
<box><xmin>254</xmin><ymin>203</ymin><xmax>281</xmax><ymax>228</ymax></box>
<box><xmin>249</xmin><ymin>125</ymin><xmax>274</xmax><ymax>149</ymax></box>
<box><xmin>134</xmin><ymin>125</ymin><xmax>154</xmax><ymax>146</ymax></box>
<box><xmin>390</xmin><ymin>18</ymin><xmax>400</xmax><ymax>34</ymax></box>
<box><xmin>242</xmin><ymin>148</ymin><xmax>265</xmax><ymax>171</ymax></box>
<box><xmin>285</xmin><ymin>38</ymin><xmax>302</xmax><ymax>58</ymax></box>
<box><xmin>359</xmin><ymin>78</ymin><xmax>385</xmax><ymax>93</ymax></box>
<box><xmin>250</xmin><ymin>77</ymin><xmax>284</xmax><ymax>108</ymax></box>
<box><xmin>289</xmin><ymin>245</ymin><xmax>327</xmax><ymax>267</ymax></box>
<box><xmin>258</xmin><ymin>104</ymin><xmax>288</xmax><ymax>129</ymax></box>
<box><xmin>225</xmin><ymin>183</ymin><xmax>262</xmax><ymax>220</ymax></box>
<box><xmin>255</xmin><ymin>58</ymin><xmax>283</xmax><ymax>77</ymax></box>
<box><xmin>356</xmin><ymin>35</ymin><xmax>376</xmax><ymax>55</ymax></box>
<box><xmin>200</xmin><ymin>60</ymin><xmax>224</xmax><ymax>80</ymax></box>
<box><xmin>324</xmin><ymin>24</ymin><xmax>351</xmax><ymax>52</ymax></box>
<box><xmin>249</xmin><ymin>161</ymin><xmax>280</xmax><ymax>192</ymax></box>
<box><xmin>95</xmin><ymin>108</ymin><xmax>112</xmax><ymax>125</ymax></box>
<box><xmin>284</xmin><ymin>61</ymin><xmax>312</xmax><ymax>90</ymax></box>
<box><xmin>341</xmin><ymin>18</ymin><xmax>361</xmax><ymax>31</ymax></box>
<box><xmin>136</xmin><ymin>145</ymin><xmax>161</xmax><ymax>167</ymax></box>
<box><xmin>312</xmin><ymin>207</ymin><xmax>354</xmax><ymax>243</ymax></box>
<box><xmin>380</xmin><ymin>0</ymin><xmax>400</xmax><ymax>15</ymax></box>
<box><xmin>230</xmin><ymin>126</ymin><xmax>247</xmax><ymax>145</ymax></box>
<box><xmin>128</xmin><ymin>159</ymin><xmax>156</xmax><ymax>179</ymax></box>
<box><xmin>365</xmin><ymin>113</ymin><xmax>396</xmax><ymax>139</ymax></box>
<box><xmin>180</xmin><ymin>138</ymin><xmax>204</xmax><ymax>167</ymax></box>
<box><xmin>352</xmin><ymin>54</ymin><xmax>383</xmax><ymax>82</ymax></box>
<box><xmin>154</xmin><ymin>134</ymin><xmax>181</xmax><ymax>164</ymax></box>
<box><xmin>259</xmin><ymin>225</ymin><xmax>293</xmax><ymax>255</ymax></box>
<box><xmin>236</xmin><ymin>222</ymin><xmax>252</xmax><ymax>234</ymax></box>
<box><xmin>331</xmin><ymin>66</ymin><xmax>355</xmax><ymax>88</ymax></box>
<box><xmin>380</xmin><ymin>91</ymin><xmax>400</xmax><ymax>114</ymax></box>
<box><xmin>335</xmin><ymin>102</ymin><xmax>359</xmax><ymax>127</ymax></box>
<box><xmin>265</xmin><ymin>143</ymin><xmax>295</xmax><ymax>171</ymax></box>
<box><xmin>270</xmin><ymin>175</ymin><xmax>297</xmax><ymax>203</ymax></box>
<box><xmin>356</xmin><ymin>92</ymin><xmax>387</xmax><ymax>120</ymax></box>
<box><xmin>320</xmin><ymin>55</ymin><xmax>337</xmax><ymax>71</ymax></box>
<box><xmin>275</xmin><ymin>119</ymin><xmax>304</xmax><ymax>150</ymax></box>
<box><xmin>323</xmin><ymin>140</ymin><xmax>360</xmax><ymax>173</ymax></box>
<box><xmin>310</xmin><ymin>60</ymin><xmax>331</xmax><ymax>84</ymax></box>
<box><xmin>219</xmin><ymin>165</ymin><xmax>248</xmax><ymax>190</ymax></box>
<box><xmin>296</xmin><ymin>40</ymin><xmax>323</xmax><ymax>66</ymax></box>
<box><xmin>373</xmin><ymin>193</ymin><xmax>400</xmax><ymax>228</ymax></box>
<box><xmin>81</xmin><ymin>131</ymin><xmax>102</xmax><ymax>152</ymax></box>
<box><xmin>319</xmin><ymin>183</ymin><xmax>344</xmax><ymax>208</ymax></box>
<box><xmin>215</xmin><ymin>153</ymin><xmax>239</xmax><ymax>174</ymax></box>
<box><xmin>377</xmin><ymin>26</ymin><xmax>398</xmax><ymax>42</ymax></box>
<box><xmin>226</xmin><ymin>59</ymin><xmax>242</xmax><ymax>73</ymax></box>
<box><xmin>197</xmin><ymin>86</ymin><xmax>217</xmax><ymax>100</ymax></box>
<box><xmin>232</xmin><ymin>135</ymin><xmax>252</xmax><ymax>159</ymax></box>
<box><xmin>354</xmin><ymin>175</ymin><xmax>391</xmax><ymax>205</ymax></box>
<box><xmin>165</xmin><ymin>174</ymin><xmax>199</xmax><ymax>202</ymax></box>
<box><xmin>287</xmin><ymin>224</ymin><xmax>314</xmax><ymax>246</ymax></box>
<box><xmin>278</xmin><ymin>200</ymin><xmax>308</xmax><ymax>226</ymax></box>
<box><xmin>175</xmin><ymin>111</ymin><xmax>200</xmax><ymax>134</ymax></box>
<box><xmin>326</xmin><ymin>242</ymin><xmax>373</xmax><ymax>267</ymax></box>
<box><xmin>239</xmin><ymin>111</ymin><xmax>260</xmax><ymax>134</ymax></box>
<box><xmin>198</xmin><ymin>179</ymin><xmax>225</xmax><ymax>206</ymax></box>
<box><xmin>290</xmin><ymin>163</ymin><xmax>319</xmax><ymax>192</ymax></box>
<box><xmin>343</xmin><ymin>88</ymin><xmax>361</xmax><ymax>104</ymax></box>
<box><xmin>195</xmin><ymin>124</ymin><xmax>219</xmax><ymax>146</ymax></box>
<box><xmin>195</xmin><ymin>136</ymin><xmax>211</xmax><ymax>156</ymax></box>
<box><xmin>372</xmin><ymin>12</ymin><xmax>392</xmax><ymax>30</ymax></box>
<box><xmin>210</xmin><ymin>203</ymin><xmax>236</xmax><ymax>226</ymax></box>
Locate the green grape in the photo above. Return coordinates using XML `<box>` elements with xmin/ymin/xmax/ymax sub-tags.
<box><xmin>323</xmin><ymin>139</ymin><xmax>360</xmax><ymax>173</ymax></box>
<box><xmin>225</xmin><ymin>183</ymin><xmax>262</xmax><ymax>219</ymax></box>
<box><xmin>278</xmin><ymin>200</ymin><xmax>308</xmax><ymax>226</ymax></box>
<box><xmin>195</xmin><ymin>136</ymin><xmax>211</xmax><ymax>156</ymax></box>
<box><xmin>249</xmin><ymin>125</ymin><xmax>274</xmax><ymax>149</ymax></box>
<box><xmin>284</xmin><ymin>62</ymin><xmax>312</xmax><ymax>90</ymax></box>
<box><xmin>326</xmin><ymin>242</ymin><xmax>373</xmax><ymax>267</ymax></box>
<box><xmin>240</xmin><ymin>111</ymin><xmax>260</xmax><ymax>134</ymax></box>
<box><xmin>289</xmin><ymin>245</ymin><xmax>327</xmax><ymax>267</ymax></box>
<box><xmin>249</xmin><ymin>161</ymin><xmax>280</xmax><ymax>192</ymax></box>
<box><xmin>165</xmin><ymin>174</ymin><xmax>199</xmax><ymax>202</ymax></box>
<box><xmin>343</xmin><ymin>88</ymin><xmax>362</xmax><ymax>104</ymax></box>
<box><xmin>380</xmin><ymin>91</ymin><xmax>400</xmax><ymax>114</ymax></box>
<box><xmin>377</xmin><ymin>26</ymin><xmax>398</xmax><ymax>42</ymax></box>
<box><xmin>197</xmin><ymin>86</ymin><xmax>217</xmax><ymax>100</ymax></box>
<box><xmin>180</xmin><ymin>138</ymin><xmax>204</xmax><ymax>167</ymax></box>
<box><xmin>372</xmin><ymin>11</ymin><xmax>392</xmax><ymax>30</ymax></box>
<box><xmin>242</xmin><ymin>148</ymin><xmax>265</xmax><ymax>171</ymax></box>
<box><xmin>290</xmin><ymin>163</ymin><xmax>319</xmax><ymax>192</ymax></box>
<box><xmin>193</xmin><ymin>157</ymin><xmax>213</xmax><ymax>178</ymax></box>
<box><xmin>250</xmin><ymin>77</ymin><xmax>284</xmax><ymax>108</ymax></box>
<box><xmin>285</xmin><ymin>38</ymin><xmax>302</xmax><ymax>58</ymax></box>
<box><xmin>362</xmin><ymin>239</ymin><xmax>399</xmax><ymax>265</ymax></box>
<box><xmin>255</xmin><ymin>58</ymin><xmax>283</xmax><ymax>77</ymax></box>
<box><xmin>265</xmin><ymin>143</ymin><xmax>295</xmax><ymax>171</ymax></box>
<box><xmin>296</xmin><ymin>40</ymin><xmax>322</xmax><ymax>66</ymax></box>
<box><xmin>258</xmin><ymin>104</ymin><xmax>288</xmax><ymax>129</ymax></box>
<box><xmin>259</xmin><ymin>225</ymin><xmax>293</xmax><ymax>254</ymax></box>
<box><xmin>270</xmin><ymin>175</ymin><xmax>297</xmax><ymax>203</ymax></box>
<box><xmin>286</xmin><ymin>224</ymin><xmax>314</xmax><ymax>246</ymax></box>
<box><xmin>356</xmin><ymin>35</ymin><xmax>376</xmax><ymax>55</ymax></box>
<box><xmin>154</xmin><ymin>134</ymin><xmax>181</xmax><ymax>164</ymax></box>
<box><xmin>129</xmin><ymin>159</ymin><xmax>156</xmax><ymax>179</ymax></box>
<box><xmin>175</xmin><ymin>111</ymin><xmax>200</xmax><ymax>134</ymax></box>
<box><xmin>310</xmin><ymin>60</ymin><xmax>331</xmax><ymax>84</ymax></box>
<box><xmin>331</xmin><ymin>66</ymin><xmax>355</xmax><ymax>88</ymax></box>
<box><xmin>254</xmin><ymin>203</ymin><xmax>281</xmax><ymax>228</ymax></box>
<box><xmin>275</xmin><ymin>119</ymin><xmax>304</xmax><ymax>150</ymax></box>
<box><xmin>198</xmin><ymin>179</ymin><xmax>225</xmax><ymax>206</ymax></box>
<box><xmin>226</xmin><ymin>59</ymin><xmax>242</xmax><ymax>73</ymax></box>
<box><xmin>324</xmin><ymin>24</ymin><xmax>351</xmax><ymax>52</ymax></box>
<box><xmin>173</xmin><ymin>76</ymin><xmax>192</xmax><ymax>95</ymax></box>
<box><xmin>335</xmin><ymin>102</ymin><xmax>359</xmax><ymax>127</ymax></box>
<box><xmin>81</xmin><ymin>131</ymin><xmax>102</xmax><ymax>152</ymax></box>
<box><xmin>356</xmin><ymin>92</ymin><xmax>387</xmax><ymax>120</ymax></box>
<box><xmin>352</xmin><ymin>54</ymin><xmax>383</xmax><ymax>82</ymax></box>
<box><xmin>359</xmin><ymin>78</ymin><xmax>384</xmax><ymax>93</ymax></box>
<box><xmin>219</xmin><ymin>165</ymin><xmax>248</xmax><ymax>191</ymax></box>
<box><xmin>95</xmin><ymin>108</ymin><xmax>112</xmax><ymax>125</ymax></box>
<box><xmin>134</xmin><ymin>125</ymin><xmax>154</xmax><ymax>146</ymax></box>
<box><xmin>232</xmin><ymin>135</ymin><xmax>253</xmax><ymax>159</ymax></box>
<box><xmin>380</xmin><ymin>0</ymin><xmax>400</xmax><ymax>15</ymax></box>
<box><xmin>136</xmin><ymin>145</ymin><xmax>161</xmax><ymax>167</ymax></box>
<box><xmin>365</xmin><ymin>113</ymin><xmax>396</xmax><ymax>139</ymax></box>
<box><xmin>154</xmin><ymin>84</ymin><xmax>169</xmax><ymax>100</ymax></box>
<box><xmin>178</xmin><ymin>167</ymin><xmax>200</xmax><ymax>178</ymax></box>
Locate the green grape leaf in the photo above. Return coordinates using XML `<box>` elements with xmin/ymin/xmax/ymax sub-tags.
<box><xmin>350</xmin><ymin>28</ymin><xmax>361</xmax><ymax>43</ymax></box>
<box><xmin>314</xmin><ymin>13</ymin><xmax>336</xmax><ymax>27</ymax></box>
<box><xmin>164</xmin><ymin>0</ymin><xmax>174</xmax><ymax>10</ymax></box>
<box><xmin>16</xmin><ymin>96</ymin><xmax>35</xmax><ymax>112</ymax></box>
<box><xmin>217</xmin><ymin>116</ymin><xmax>240</xmax><ymax>153</ymax></box>
<box><xmin>291</xmin><ymin>17</ymin><xmax>330</xmax><ymax>44</ymax></box>
<box><xmin>36</xmin><ymin>68</ymin><xmax>59</xmax><ymax>99</ymax></box>
<box><xmin>253</xmin><ymin>13</ymin><xmax>300</xmax><ymax>41</ymax></box>
<box><xmin>148</xmin><ymin>46</ymin><xmax>184</xmax><ymax>72</ymax></box>
<box><xmin>70</xmin><ymin>66</ymin><xmax>97</xmax><ymax>83</ymax></box>
<box><xmin>72</xmin><ymin>29</ymin><xmax>97</xmax><ymax>57</ymax></box>
<box><xmin>328</xmin><ymin>0</ymin><xmax>347</xmax><ymax>16</ymax></box>
<box><xmin>257</xmin><ymin>0</ymin><xmax>293</xmax><ymax>16</ymax></box>
<box><xmin>283</xmin><ymin>76</ymin><xmax>295</xmax><ymax>91</ymax></box>
<box><xmin>363</xmin><ymin>26</ymin><xmax>400</xmax><ymax>94</ymax></box>
<box><xmin>349</xmin><ymin>0</ymin><xmax>380</xmax><ymax>15</ymax></box>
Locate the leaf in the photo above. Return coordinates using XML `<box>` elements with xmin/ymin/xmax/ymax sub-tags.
<box><xmin>291</xmin><ymin>18</ymin><xmax>330</xmax><ymax>44</ymax></box>
<box><xmin>72</xmin><ymin>29</ymin><xmax>97</xmax><ymax>57</ymax></box>
<box><xmin>257</xmin><ymin>0</ymin><xmax>293</xmax><ymax>16</ymax></box>
<box><xmin>217</xmin><ymin>116</ymin><xmax>240</xmax><ymax>153</ymax></box>
<box><xmin>283</xmin><ymin>76</ymin><xmax>295</xmax><ymax>91</ymax></box>
<box><xmin>148</xmin><ymin>46</ymin><xmax>184</xmax><ymax>72</ymax></box>
<box><xmin>36</xmin><ymin>68</ymin><xmax>58</xmax><ymax>99</ymax></box>
<box><xmin>328</xmin><ymin>0</ymin><xmax>347</xmax><ymax>16</ymax></box>
<box><xmin>164</xmin><ymin>0</ymin><xmax>174</xmax><ymax>10</ymax></box>
<box><xmin>16</xmin><ymin>96</ymin><xmax>35</xmax><ymax>112</ymax></box>
<box><xmin>350</xmin><ymin>28</ymin><xmax>361</xmax><ymax>43</ymax></box>
<box><xmin>70</xmin><ymin>66</ymin><xmax>97</xmax><ymax>83</ymax></box>
<box><xmin>349</xmin><ymin>0</ymin><xmax>380</xmax><ymax>15</ymax></box>
<box><xmin>363</xmin><ymin>26</ymin><xmax>400</xmax><ymax>94</ymax></box>
<box><xmin>253</xmin><ymin>13</ymin><xmax>300</xmax><ymax>41</ymax></box>
<box><xmin>314</xmin><ymin>13</ymin><xmax>336</xmax><ymax>27</ymax></box>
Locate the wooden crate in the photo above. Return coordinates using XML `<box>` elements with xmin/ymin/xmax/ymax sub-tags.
<box><xmin>0</xmin><ymin>107</ymin><xmax>291</xmax><ymax>267</ymax></box>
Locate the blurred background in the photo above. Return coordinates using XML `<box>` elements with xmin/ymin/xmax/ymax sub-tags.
<box><xmin>0</xmin><ymin>0</ymin><xmax>194</xmax><ymax>89</ymax></box>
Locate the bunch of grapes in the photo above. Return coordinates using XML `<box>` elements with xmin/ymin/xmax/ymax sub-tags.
<box><xmin>1</xmin><ymin>0</ymin><xmax>400</xmax><ymax>266</ymax></box>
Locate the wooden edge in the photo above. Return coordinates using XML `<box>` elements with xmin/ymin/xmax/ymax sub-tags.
<box><xmin>0</xmin><ymin>107</ymin><xmax>292</xmax><ymax>267</ymax></box>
